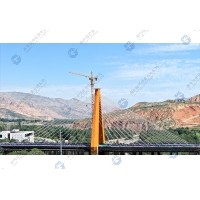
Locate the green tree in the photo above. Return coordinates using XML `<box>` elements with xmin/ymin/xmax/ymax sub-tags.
<box><xmin>8</xmin><ymin>150</ymin><xmax>30</xmax><ymax>155</ymax></box>
<box><xmin>29</xmin><ymin>148</ymin><xmax>45</xmax><ymax>155</ymax></box>
<box><xmin>8</xmin><ymin>148</ymin><xmax>46</xmax><ymax>155</ymax></box>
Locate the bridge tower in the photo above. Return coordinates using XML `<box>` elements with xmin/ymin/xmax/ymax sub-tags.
<box><xmin>91</xmin><ymin>88</ymin><xmax>105</xmax><ymax>155</ymax></box>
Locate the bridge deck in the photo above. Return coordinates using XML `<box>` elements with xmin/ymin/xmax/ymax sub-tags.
<box><xmin>1</xmin><ymin>143</ymin><xmax>200</xmax><ymax>154</ymax></box>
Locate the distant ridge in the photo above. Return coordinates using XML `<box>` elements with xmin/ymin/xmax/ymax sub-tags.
<box><xmin>0</xmin><ymin>92</ymin><xmax>119</xmax><ymax>120</ymax></box>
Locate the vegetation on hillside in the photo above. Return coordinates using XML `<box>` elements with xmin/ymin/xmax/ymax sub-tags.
<box><xmin>0</xmin><ymin>119</ymin><xmax>200</xmax><ymax>144</ymax></box>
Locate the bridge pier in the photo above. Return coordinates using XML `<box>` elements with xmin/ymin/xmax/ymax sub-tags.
<box><xmin>91</xmin><ymin>89</ymin><xmax>105</xmax><ymax>155</ymax></box>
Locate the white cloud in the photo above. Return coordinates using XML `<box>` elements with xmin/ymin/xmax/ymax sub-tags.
<box><xmin>100</xmin><ymin>58</ymin><xmax>200</xmax><ymax>105</ymax></box>
<box><xmin>143</xmin><ymin>43</ymin><xmax>200</xmax><ymax>53</ymax></box>
<box><xmin>111</xmin><ymin>59</ymin><xmax>200</xmax><ymax>81</ymax></box>
<box><xmin>111</xmin><ymin>63</ymin><xmax>160</xmax><ymax>80</ymax></box>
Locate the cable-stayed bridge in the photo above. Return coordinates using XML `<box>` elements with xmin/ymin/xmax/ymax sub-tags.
<box><xmin>0</xmin><ymin>88</ymin><xmax>200</xmax><ymax>155</ymax></box>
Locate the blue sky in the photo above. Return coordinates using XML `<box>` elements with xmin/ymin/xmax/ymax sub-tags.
<box><xmin>0</xmin><ymin>43</ymin><xmax>200</xmax><ymax>107</ymax></box>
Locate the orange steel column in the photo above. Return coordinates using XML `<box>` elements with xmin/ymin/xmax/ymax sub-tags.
<box><xmin>91</xmin><ymin>88</ymin><xmax>105</xmax><ymax>155</ymax></box>
<box><xmin>99</xmin><ymin>92</ymin><xmax>105</xmax><ymax>144</ymax></box>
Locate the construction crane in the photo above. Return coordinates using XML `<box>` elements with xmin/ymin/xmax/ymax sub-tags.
<box><xmin>69</xmin><ymin>71</ymin><xmax>98</xmax><ymax>112</ymax></box>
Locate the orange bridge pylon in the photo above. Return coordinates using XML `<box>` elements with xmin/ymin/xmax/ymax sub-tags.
<box><xmin>91</xmin><ymin>88</ymin><xmax>105</xmax><ymax>155</ymax></box>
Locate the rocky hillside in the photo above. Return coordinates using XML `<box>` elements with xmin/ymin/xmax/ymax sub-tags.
<box><xmin>0</xmin><ymin>92</ymin><xmax>118</xmax><ymax>120</ymax></box>
<box><xmin>72</xmin><ymin>109</ymin><xmax>156</xmax><ymax>133</ymax></box>
<box><xmin>189</xmin><ymin>94</ymin><xmax>200</xmax><ymax>103</ymax></box>
<box><xmin>73</xmin><ymin>94</ymin><xmax>200</xmax><ymax>131</ymax></box>
<box><xmin>131</xmin><ymin>98</ymin><xmax>200</xmax><ymax>128</ymax></box>
<box><xmin>1</xmin><ymin>92</ymin><xmax>200</xmax><ymax>131</ymax></box>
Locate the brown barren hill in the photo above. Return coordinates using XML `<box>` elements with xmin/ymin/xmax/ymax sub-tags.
<box><xmin>131</xmin><ymin>94</ymin><xmax>200</xmax><ymax>129</ymax></box>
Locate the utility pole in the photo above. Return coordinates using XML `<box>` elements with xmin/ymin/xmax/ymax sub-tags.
<box><xmin>60</xmin><ymin>129</ymin><xmax>62</xmax><ymax>155</ymax></box>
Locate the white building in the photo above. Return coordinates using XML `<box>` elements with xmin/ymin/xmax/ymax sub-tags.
<box><xmin>106</xmin><ymin>135</ymin><xmax>140</xmax><ymax>144</ymax></box>
<box><xmin>0</xmin><ymin>131</ymin><xmax>10</xmax><ymax>140</ymax></box>
<box><xmin>0</xmin><ymin>129</ymin><xmax>34</xmax><ymax>142</ymax></box>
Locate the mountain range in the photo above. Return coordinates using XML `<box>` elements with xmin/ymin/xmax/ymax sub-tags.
<box><xmin>73</xmin><ymin>94</ymin><xmax>200</xmax><ymax>131</ymax></box>
<box><xmin>0</xmin><ymin>92</ymin><xmax>200</xmax><ymax>130</ymax></box>
<box><xmin>0</xmin><ymin>92</ymin><xmax>118</xmax><ymax>120</ymax></box>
